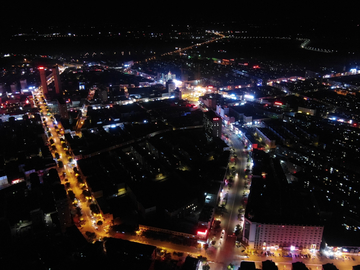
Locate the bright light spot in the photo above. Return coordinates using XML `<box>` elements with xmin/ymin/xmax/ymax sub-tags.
<box><xmin>244</xmin><ymin>94</ymin><xmax>254</xmax><ymax>100</ymax></box>
<box><xmin>173</xmin><ymin>79</ymin><xmax>182</xmax><ymax>87</ymax></box>
<box><xmin>350</xmin><ymin>68</ymin><xmax>357</xmax><ymax>73</ymax></box>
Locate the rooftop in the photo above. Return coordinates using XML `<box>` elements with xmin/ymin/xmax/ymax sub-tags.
<box><xmin>246</xmin><ymin>155</ymin><xmax>322</xmax><ymax>226</ymax></box>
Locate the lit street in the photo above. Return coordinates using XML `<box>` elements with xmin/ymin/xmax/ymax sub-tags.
<box><xmin>33</xmin><ymin>85</ymin><xmax>109</xmax><ymax>241</ymax></box>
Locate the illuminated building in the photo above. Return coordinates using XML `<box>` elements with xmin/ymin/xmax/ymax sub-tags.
<box><xmin>254</xmin><ymin>127</ymin><xmax>277</xmax><ymax>149</ymax></box>
<box><xmin>0</xmin><ymin>174</ymin><xmax>8</xmax><ymax>186</ymax></box>
<box><xmin>243</xmin><ymin>220</ymin><xmax>323</xmax><ymax>251</ymax></box>
<box><xmin>160</xmin><ymin>71</ymin><xmax>176</xmax><ymax>82</ymax></box>
<box><xmin>39</xmin><ymin>66</ymin><xmax>48</xmax><ymax>94</ymax></box>
<box><xmin>79</xmin><ymin>81</ymin><xmax>85</xmax><ymax>90</ymax></box>
<box><xmin>297</xmin><ymin>106</ymin><xmax>316</xmax><ymax>116</ymax></box>
<box><xmin>199</xmin><ymin>93</ymin><xmax>223</xmax><ymax>111</ymax></box>
<box><xmin>216</xmin><ymin>105</ymin><xmax>229</xmax><ymax>119</ymax></box>
<box><xmin>232</xmin><ymin>124</ymin><xmax>258</xmax><ymax>150</ymax></box>
<box><xmin>203</xmin><ymin>110</ymin><xmax>222</xmax><ymax>142</ymax></box>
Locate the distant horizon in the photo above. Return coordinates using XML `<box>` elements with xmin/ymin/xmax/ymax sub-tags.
<box><xmin>2</xmin><ymin>2</ymin><xmax>359</xmax><ymax>37</ymax></box>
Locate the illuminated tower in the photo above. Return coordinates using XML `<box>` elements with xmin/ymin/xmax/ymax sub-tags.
<box><xmin>53</xmin><ymin>65</ymin><xmax>62</xmax><ymax>95</ymax></box>
<box><xmin>39</xmin><ymin>66</ymin><xmax>48</xmax><ymax>94</ymax></box>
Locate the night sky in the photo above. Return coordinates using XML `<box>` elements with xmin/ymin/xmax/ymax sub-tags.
<box><xmin>2</xmin><ymin>1</ymin><xmax>359</xmax><ymax>35</ymax></box>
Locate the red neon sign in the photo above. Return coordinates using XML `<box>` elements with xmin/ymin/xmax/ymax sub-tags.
<box><xmin>213</xmin><ymin>118</ymin><xmax>219</xmax><ymax>121</ymax></box>
<box><xmin>274</xmin><ymin>102</ymin><xmax>283</xmax><ymax>106</ymax></box>
<box><xmin>38</xmin><ymin>66</ymin><xmax>45</xmax><ymax>70</ymax></box>
<box><xmin>12</xmin><ymin>179</ymin><xmax>22</xmax><ymax>184</ymax></box>
<box><xmin>197</xmin><ymin>230</ymin><xmax>208</xmax><ymax>235</ymax></box>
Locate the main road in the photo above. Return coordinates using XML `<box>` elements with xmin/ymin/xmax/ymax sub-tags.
<box><xmin>32</xmin><ymin>87</ymin><xmax>109</xmax><ymax>240</ymax></box>
<box><xmin>212</xmin><ymin>125</ymin><xmax>249</xmax><ymax>269</ymax></box>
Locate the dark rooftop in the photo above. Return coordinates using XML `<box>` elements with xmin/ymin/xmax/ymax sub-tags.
<box><xmin>182</xmin><ymin>256</ymin><xmax>200</xmax><ymax>270</ymax></box>
<box><xmin>246</xmin><ymin>155</ymin><xmax>322</xmax><ymax>226</ymax></box>
<box><xmin>105</xmin><ymin>237</ymin><xmax>156</xmax><ymax>258</ymax></box>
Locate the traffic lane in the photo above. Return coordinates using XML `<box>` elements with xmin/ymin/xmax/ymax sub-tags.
<box><xmin>220</xmin><ymin>235</ymin><xmax>238</xmax><ymax>268</ymax></box>
<box><xmin>226</xmin><ymin>129</ymin><xmax>247</xmax><ymax>244</ymax></box>
<box><xmin>225</xmin><ymin>188</ymin><xmax>240</xmax><ymax>231</ymax></box>
<box><xmin>67</xmin><ymin>168</ymin><xmax>107</xmax><ymax>236</ymax></box>
<box><xmin>220</xmin><ymin>170</ymin><xmax>245</xmax><ymax>258</ymax></box>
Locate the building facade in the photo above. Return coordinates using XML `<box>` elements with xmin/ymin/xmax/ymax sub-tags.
<box><xmin>53</xmin><ymin>65</ymin><xmax>62</xmax><ymax>94</ymax></box>
<box><xmin>243</xmin><ymin>219</ymin><xmax>324</xmax><ymax>251</ymax></box>
<box><xmin>203</xmin><ymin>110</ymin><xmax>222</xmax><ymax>142</ymax></box>
<box><xmin>39</xmin><ymin>66</ymin><xmax>48</xmax><ymax>94</ymax></box>
<box><xmin>255</xmin><ymin>127</ymin><xmax>277</xmax><ymax>149</ymax></box>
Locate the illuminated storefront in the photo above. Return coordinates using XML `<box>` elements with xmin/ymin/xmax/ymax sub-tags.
<box><xmin>323</xmin><ymin>244</ymin><xmax>360</xmax><ymax>257</ymax></box>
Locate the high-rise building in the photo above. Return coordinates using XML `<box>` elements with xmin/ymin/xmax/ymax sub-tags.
<box><xmin>203</xmin><ymin>110</ymin><xmax>222</xmax><ymax>142</ymax></box>
<box><xmin>39</xmin><ymin>66</ymin><xmax>48</xmax><ymax>94</ymax></box>
<box><xmin>53</xmin><ymin>65</ymin><xmax>62</xmax><ymax>95</ymax></box>
<box><xmin>243</xmin><ymin>220</ymin><xmax>324</xmax><ymax>251</ymax></box>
